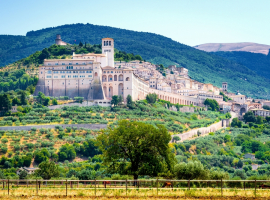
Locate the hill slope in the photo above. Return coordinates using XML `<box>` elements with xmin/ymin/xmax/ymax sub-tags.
<box><xmin>1</xmin><ymin>23</ymin><xmax>270</xmax><ymax>98</ymax></box>
<box><xmin>194</xmin><ymin>42</ymin><xmax>270</xmax><ymax>55</ymax></box>
<box><xmin>212</xmin><ymin>51</ymin><xmax>270</xmax><ymax>80</ymax></box>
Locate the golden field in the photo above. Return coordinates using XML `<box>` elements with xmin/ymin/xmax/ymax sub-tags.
<box><xmin>0</xmin><ymin>187</ymin><xmax>270</xmax><ymax>199</ymax></box>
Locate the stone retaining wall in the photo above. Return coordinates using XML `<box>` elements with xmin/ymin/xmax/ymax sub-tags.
<box><xmin>174</xmin><ymin>120</ymin><xmax>224</xmax><ymax>142</ymax></box>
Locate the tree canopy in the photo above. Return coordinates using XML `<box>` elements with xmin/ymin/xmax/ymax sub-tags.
<box><xmin>97</xmin><ymin>120</ymin><xmax>175</xmax><ymax>180</ymax></box>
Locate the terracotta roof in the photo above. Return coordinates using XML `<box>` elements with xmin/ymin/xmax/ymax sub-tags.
<box><xmin>102</xmin><ymin>38</ymin><xmax>114</xmax><ymax>40</ymax></box>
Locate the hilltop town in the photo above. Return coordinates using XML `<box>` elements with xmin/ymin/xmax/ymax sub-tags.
<box><xmin>32</xmin><ymin>35</ymin><xmax>270</xmax><ymax>119</ymax></box>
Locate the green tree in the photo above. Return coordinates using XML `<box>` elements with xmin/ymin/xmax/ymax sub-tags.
<box><xmin>146</xmin><ymin>93</ymin><xmax>158</xmax><ymax>104</ymax></box>
<box><xmin>111</xmin><ymin>95</ymin><xmax>119</xmax><ymax>106</ymax></box>
<box><xmin>0</xmin><ymin>169</ymin><xmax>5</xmax><ymax>179</ymax></box>
<box><xmin>174</xmin><ymin>161</ymin><xmax>209</xmax><ymax>180</ymax></box>
<box><xmin>118</xmin><ymin>95</ymin><xmax>123</xmax><ymax>104</ymax></box>
<box><xmin>23</xmin><ymin>156</ymin><xmax>32</xmax><ymax>167</ymax></box>
<box><xmin>37</xmin><ymin>161</ymin><xmax>60</xmax><ymax>180</ymax></box>
<box><xmin>204</xmin><ymin>99</ymin><xmax>219</xmax><ymax>111</ymax></box>
<box><xmin>19</xmin><ymin>170</ymin><xmax>28</xmax><ymax>179</ymax></box>
<box><xmin>263</xmin><ymin>105</ymin><xmax>270</xmax><ymax>110</ymax></box>
<box><xmin>0</xmin><ymin>94</ymin><xmax>11</xmax><ymax>111</ymax></box>
<box><xmin>256</xmin><ymin>116</ymin><xmax>264</xmax><ymax>124</ymax></box>
<box><xmin>243</xmin><ymin>111</ymin><xmax>256</xmax><ymax>123</ymax></box>
<box><xmin>12</xmin><ymin>97</ymin><xmax>21</xmax><ymax>106</ymax></box>
<box><xmin>43</xmin><ymin>97</ymin><xmax>50</xmax><ymax>106</ymax></box>
<box><xmin>34</xmin><ymin>148</ymin><xmax>50</xmax><ymax>164</ymax></box>
<box><xmin>237</xmin><ymin>159</ymin><xmax>243</xmax><ymax>168</ymax></box>
<box><xmin>79</xmin><ymin>41</ymin><xmax>83</xmax><ymax>47</ymax></box>
<box><xmin>20</xmin><ymin>91</ymin><xmax>27</xmax><ymax>105</ymax></box>
<box><xmin>52</xmin><ymin>98</ymin><xmax>58</xmax><ymax>105</ymax></box>
<box><xmin>58</xmin><ymin>143</ymin><xmax>76</xmax><ymax>161</ymax></box>
<box><xmin>97</xmin><ymin>120</ymin><xmax>175</xmax><ymax>180</ymax></box>
<box><xmin>231</xmin><ymin>118</ymin><xmax>242</xmax><ymax>128</ymax></box>
<box><xmin>80</xmin><ymin>139</ymin><xmax>101</xmax><ymax>157</ymax></box>
<box><xmin>126</xmin><ymin>95</ymin><xmax>134</xmax><ymax>109</ymax></box>
<box><xmin>38</xmin><ymin>92</ymin><xmax>45</xmax><ymax>104</ymax></box>
<box><xmin>173</xmin><ymin>136</ymin><xmax>181</xmax><ymax>143</ymax></box>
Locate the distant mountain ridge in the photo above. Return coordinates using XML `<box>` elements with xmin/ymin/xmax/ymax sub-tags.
<box><xmin>1</xmin><ymin>23</ymin><xmax>270</xmax><ymax>98</ymax></box>
<box><xmin>194</xmin><ymin>42</ymin><xmax>270</xmax><ymax>55</ymax></box>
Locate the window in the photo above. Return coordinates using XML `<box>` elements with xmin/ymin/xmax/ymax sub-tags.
<box><xmin>55</xmin><ymin>63</ymin><xmax>58</xmax><ymax>65</ymax></box>
<box><xmin>111</xmin><ymin>71</ymin><xmax>113</xmax><ymax>73</ymax></box>
<box><xmin>46</xmin><ymin>76</ymin><xmax>51</xmax><ymax>78</ymax></box>
<box><xmin>88</xmin><ymin>75</ymin><xmax>92</xmax><ymax>78</ymax></box>
<box><xmin>61</xmin><ymin>75</ymin><xmax>65</xmax><ymax>78</ymax></box>
<box><xmin>62</xmin><ymin>63</ymin><xmax>65</xmax><ymax>65</ymax></box>
<box><xmin>76</xmin><ymin>63</ymin><xmax>78</xmax><ymax>65</ymax></box>
<box><xmin>54</xmin><ymin>76</ymin><xmax>58</xmax><ymax>78</ymax></box>
<box><xmin>109</xmin><ymin>41</ymin><xmax>111</xmax><ymax>46</ymax></box>
<box><xmin>41</xmin><ymin>72</ymin><xmax>42</xmax><ymax>74</ymax></box>
<box><xmin>69</xmin><ymin>63</ymin><xmax>72</xmax><ymax>65</ymax></box>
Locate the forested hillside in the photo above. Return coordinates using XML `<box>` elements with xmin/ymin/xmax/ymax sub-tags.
<box><xmin>1</xmin><ymin>23</ymin><xmax>270</xmax><ymax>98</ymax></box>
<box><xmin>212</xmin><ymin>51</ymin><xmax>270</xmax><ymax>80</ymax></box>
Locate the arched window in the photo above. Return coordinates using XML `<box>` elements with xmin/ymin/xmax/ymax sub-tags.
<box><xmin>114</xmin><ymin>75</ymin><xmax>117</xmax><ymax>81</ymax></box>
<box><xmin>119</xmin><ymin>74</ymin><xmax>123</xmax><ymax>81</ymax></box>
<box><xmin>94</xmin><ymin>72</ymin><xmax>98</xmax><ymax>77</ymax></box>
<box><xmin>126</xmin><ymin>77</ymin><xmax>130</xmax><ymax>81</ymax></box>
<box><xmin>118</xmin><ymin>83</ymin><xmax>124</xmax><ymax>96</ymax></box>
<box><xmin>109</xmin><ymin>86</ymin><xmax>113</xmax><ymax>97</ymax></box>
<box><xmin>106</xmin><ymin>41</ymin><xmax>108</xmax><ymax>46</ymax></box>
<box><xmin>102</xmin><ymin>75</ymin><xmax>107</xmax><ymax>82</ymax></box>
<box><xmin>109</xmin><ymin>41</ymin><xmax>111</xmax><ymax>46</ymax></box>
<box><xmin>104</xmin><ymin>41</ymin><xmax>106</xmax><ymax>46</ymax></box>
<box><xmin>108</xmin><ymin>75</ymin><xmax>113</xmax><ymax>82</ymax></box>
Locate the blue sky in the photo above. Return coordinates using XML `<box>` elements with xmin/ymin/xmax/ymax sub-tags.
<box><xmin>0</xmin><ymin>0</ymin><xmax>269</xmax><ymax>46</ymax></box>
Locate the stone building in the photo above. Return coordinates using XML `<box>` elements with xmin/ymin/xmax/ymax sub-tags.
<box><xmin>35</xmin><ymin>38</ymin><xmax>149</xmax><ymax>102</ymax></box>
<box><xmin>35</xmin><ymin>36</ymin><xmax>228</xmax><ymax>107</ymax></box>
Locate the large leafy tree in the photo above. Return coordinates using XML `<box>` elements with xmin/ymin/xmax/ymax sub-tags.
<box><xmin>37</xmin><ymin>161</ymin><xmax>60</xmax><ymax>180</ymax></box>
<box><xmin>97</xmin><ymin>120</ymin><xmax>175</xmax><ymax>180</ymax></box>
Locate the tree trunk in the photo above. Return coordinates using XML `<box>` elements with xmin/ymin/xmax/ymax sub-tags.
<box><xmin>134</xmin><ymin>174</ymin><xmax>138</xmax><ymax>186</ymax></box>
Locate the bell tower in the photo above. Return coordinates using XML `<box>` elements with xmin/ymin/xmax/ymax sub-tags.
<box><xmin>222</xmin><ymin>82</ymin><xmax>228</xmax><ymax>92</ymax></box>
<box><xmin>102</xmin><ymin>38</ymin><xmax>114</xmax><ymax>67</ymax></box>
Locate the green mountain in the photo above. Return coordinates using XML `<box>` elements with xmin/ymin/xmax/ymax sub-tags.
<box><xmin>212</xmin><ymin>51</ymin><xmax>270</xmax><ymax>80</ymax></box>
<box><xmin>1</xmin><ymin>23</ymin><xmax>270</xmax><ymax>98</ymax></box>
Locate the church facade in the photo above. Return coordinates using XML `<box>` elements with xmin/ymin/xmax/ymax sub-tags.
<box><xmin>35</xmin><ymin>38</ymin><xmax>149</xmax><ymax>102</ymax></box>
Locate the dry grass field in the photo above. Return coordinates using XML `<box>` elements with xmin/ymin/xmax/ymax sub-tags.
<box><xmin>0</xmin><ymin>187</ymin><xmax>270</xmax><ymax>200</ymax></box>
